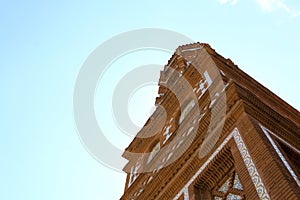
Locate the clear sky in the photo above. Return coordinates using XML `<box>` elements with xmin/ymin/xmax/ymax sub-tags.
<box><xmin>1</xmin><ymin>0</ymin><xmax>299</xmax><ymax>200</ymax></box>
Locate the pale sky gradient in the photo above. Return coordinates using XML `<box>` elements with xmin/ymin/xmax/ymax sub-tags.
<box><xmin>1</xmin><ymin>1</ymin><xmax>299</xmax><ymax>200</ymax></box>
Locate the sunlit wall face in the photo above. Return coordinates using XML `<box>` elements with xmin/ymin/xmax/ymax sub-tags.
<box><xmin>1</xmin><ymin>1</ymin><xmax>300</xmax><ymax>200</ymax></box>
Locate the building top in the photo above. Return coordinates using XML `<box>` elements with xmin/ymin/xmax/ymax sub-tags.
<box><xmin>123</xmin><ymin>42</ymin><xmax>299</xmax><ymax>157</ymax></box>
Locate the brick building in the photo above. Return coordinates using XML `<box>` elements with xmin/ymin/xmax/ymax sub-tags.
<box><xmin>120</xmin><ymin>43</ymin><xmax>300</xmax><ymax>200</ymax></box>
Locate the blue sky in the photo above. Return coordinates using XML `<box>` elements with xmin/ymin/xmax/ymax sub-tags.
<box><xmin>1</xmin><ymin>0</ymin><xmax>299</xmax><ymax>199</ymax></box>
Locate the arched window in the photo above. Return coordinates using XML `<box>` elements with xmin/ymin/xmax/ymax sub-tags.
<box><xmin>179</xmin><ymin>100</ymin><xmax>195</xmax><ymax>124</ymax></box>
<box><xmin>147</xmin><ymin>142</ymin><xmax>160</xmax><ymax>163</ymax></box>
<box><xmin>128</xmin><ymin>163</ymin><xmax>140</xmax><ymax>188</ymax></box>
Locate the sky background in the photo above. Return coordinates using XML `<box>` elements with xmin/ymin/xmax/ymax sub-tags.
<box><xmin>1</xmin><ymin>0</ymin><xmax>300</xmax><ymax>199</ymax></box>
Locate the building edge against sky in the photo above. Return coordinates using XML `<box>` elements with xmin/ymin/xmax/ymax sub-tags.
<box><xmin>120</xmin><ymin>43</ymin><xmax>300</xmax><ymax>200</ymax></box>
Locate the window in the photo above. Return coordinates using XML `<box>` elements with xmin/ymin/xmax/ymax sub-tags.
<box><xmin>179</xmin><ymin>100</ymin><xmax>195</xmax><ymax>124</ymax></box>
<box><xmin>212</xmin><ymin>171</ymin><xmax>245</xmax><ymax>200</ymax></box>
<box><xmin>147</xmin><ymin>142</ymin><xmax>160</xmax><ymax>163</ymax></box>
<box><xmin>128</xmin><ymin>164</ymin><xmax>141</xmax><ymax>188</ymax></box>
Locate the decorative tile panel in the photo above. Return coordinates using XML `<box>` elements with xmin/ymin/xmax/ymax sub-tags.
<box><xmin>183</xmin><ymin>187</ymin><xmax>189</xmax><ymax>200</ymax></box>
<box><xmin>233</xmin><ymin>131</ymin><xmax>270</xmax><ymax>200</ymax></box>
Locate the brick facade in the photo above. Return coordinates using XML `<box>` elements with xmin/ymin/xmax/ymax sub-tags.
<box><xmin>120</xmin><ymin>43</ymin><xmax>300</xmax><ymax>200</ymax></box>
